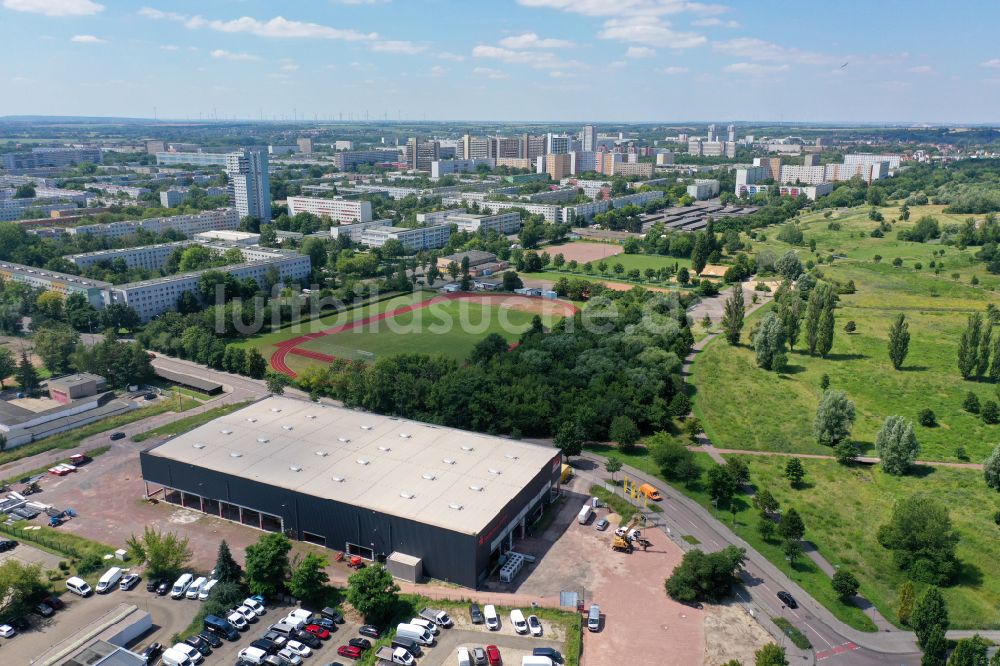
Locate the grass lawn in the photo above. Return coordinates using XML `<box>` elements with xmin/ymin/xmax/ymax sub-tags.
<box><xmin>295</xmin><ymin>297</ymin><xmax>565</xmax><ymax>363</ymax></box>
<box><xmin>692</xmin><ymin>204</ymin><xmax>1000</xmax><ymax>462</ymax></box>
<box><xmin>131</xmin><ymin>400</ymin><xmax>252</xmax><ymax>442</ymax></box>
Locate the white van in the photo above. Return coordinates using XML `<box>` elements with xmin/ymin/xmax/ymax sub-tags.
<box><xmin>395</xmin><ymin>623</ymin><xmax>434</xmax><ymax>646</ymax></box>
<box><xmin>288</xmin><ymin>608</ymin><xmax>312</xmax><ymax>622</ymax></box>
<box><xmin>161</xmin><ymin>647</ymin><xmax>196</xmax><ymax>666</ymax></box>
<box><xmin>587</xmin><ymin>604</ymin><xmax>601</xmax><ymax>632</ymax></box>
<box><xmin>171</xmin><ymin>573</ymin><xmax>193</xmax><ymax>599</ymax></box>
<box><xmin>409</xmin><ymin>617</ymin><xmax>439</xmax><ymax>635</ymax></box>
<box><xmin>96</xmin><ymin>567</ymin><xmax>123</xmax><ymax>594</ymax></box>
<box><xmin>521</xmin><ymin>657</ymin><xmax>553</xmax><ymax>666</ymax></box>
<box><xmin>198</xmin><ymin>578</ymin><xmax>217</xmax><ymax>601</ymax></box>
<box><xmin>237</xmin><ymin>647</ymin><xmax>268</xmax><ymax>665</ymax></box>
<box><xmin>483</xmin><ymin>604</ymin><xmax>500</xmax><ymax>631</ymax></box>
<box><xmin>172</xmin><ymin>644</ymin><xmax>203</xmax><ymax>664</ymax></box>
<box><xmin>510</xmin><ymin>609</ymin><xmax>528</xmax><ymax>634</ymax></box>
<box><xmin>457</xmin><ymin>647</ymin><xmax>471</xmax><ymax>666</ymax></box>
<box><xmin>577</xmin><ymin>504</ymin><xmax>593</xmax><ymax>525</ymax></box>
<box><xmin>185</xmin><ymin>576</ymin><xmax>207</xmax><ymax>599</ymax></box>
<box><xmin>65</xmin><ymin>576</ymin><xmax>92</xmax><ymax>597</ymax></box>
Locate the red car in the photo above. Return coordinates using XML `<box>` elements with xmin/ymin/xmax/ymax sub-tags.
<box><xmin>486</xmin><ymin>644</ymin><xmax>502</xmax><ymax>666</ymax></box>
<box><xmin>337</xmin><ymin>645</ymin><xmax>362</xmax><ymax>659</ymax></box>
<box><xmin>304</xmin><ymin>624</ymin><xmax>331</xmax><ymax>640</ymax></box>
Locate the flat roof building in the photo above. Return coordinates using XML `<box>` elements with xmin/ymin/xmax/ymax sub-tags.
<box><xmin>140</xmin><ymin>397</ymin><xmax>562</xmax><ymax>587</ymax></box>
<box><xmin>287</xmin><ymin>196</ymin><xmax>373</xmax><ymax>223</ymax></box>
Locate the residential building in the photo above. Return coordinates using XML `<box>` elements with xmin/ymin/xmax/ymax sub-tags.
<box><xmin>462</xmin><ymin>135</ymin><xmax>492</xmax><ymax>160</ymax></box>
<box><xmin>1</xmin><ymin>147</ymin><xmax>102</xmax><ymax>170</ymax></box>
<box><xmin>155</xmin><ymin>152</ymin><xmax>229</xmax><ymax>167</ymax></box>
<box><xmin>582</xmin><ymin>125</ymin><xmax>596</xmax><ymax>152</ymax></box>
<box><xmin>286</xmin><ymin>196</ymin><xmax>373</xmax><ymax>223</ymax></box>
<box><xmin>604</xmin><ymin>156</ymin><xmax>653</xmax><ymax>178</ymax></box>
<box><xmin>727</xmin><ymin>124</ymin><xmax>736</xmax><ymax>143</ymax></box>
<box><xmin>297</xmin><ymin>137</ymin><xmax>314</xmax><ymax>154</ymax></box>
<box><xmin>67</xmin><ymin>240</ymin><xmax>194</xmax><ymax>272</ymax></box>
<box><xmin>546</xmin><ymin>134</ymin><xmax>571</xmax><ymax>155</ymax></box>
<box><xmin>431</xmin><ymin>158</ymin><xmax>495</xmax><ymax>178</ymax></box>
<box><xmin>737</xmin><ymin>183</ymin><xmax>833</xmax><ymax>200</ymax></box>
<box><xmin>359</xmin><ymin>223</ymin><xmax>452</xmax><ymax>251</ymax></box>
<box><xmin>194</xmin><ymin>230</ymin><xmax>260</xmax><ymax>245</ymax></box>
<box><xmin>332</xmin><ymin>150</ymin><xmax>392</xmax><ymax>171</ymax></box>
<box><xmin>803</xmin><ymin>154</ymin><xmax>820</xmax><ymax>167</ymax></box>
<box><xmin>417</xmin><ymin>211</ymin><xmax>521</xmax><ymax>235</ymax></box>
<box><xmin>494</xmin><ymin>137</ymin><xmax>521</xmax><ymax>159</ymax></box>
<box><xmin>521</xmin><ymin>134</ymin><xmax>547</xmax><ymax>161</ymax></box>
<box><xmin>268</xmin><ymin>145</ymin><xmax>299</xmax><ymax>155</ymax></box>
<box><xmin>656</xmin><ymin>151</ymin><xmax>675</xmax><ymax>166</ymax></box>
<box><xmin>449</xmin><ymin>198</ymin><xmax>562</xmax><ymax>224</ymax></box>
<box><xmin>160</xmin><ymin>189</ymin><xmax>186</xmax><ymax>208</ymax></box>
<box><xmin>227</xmin><ymin>148</ymin><xmax>271</xmax><ymax>222</ymax></box>
<box><xmin>687</xmin><ymin>179</ymin><xmax>720</xmax><ymax>200</ymax></box>
<box><xmin>66</xmin><ymin>208</ymin><xmax>240</xmax><ymax>240</ymax></box>
<box><xmin>0</xmin><ymin>261</ymin><xmax>110</xmax><ymax>308</ymax></box>
<box><xmin>495</xmin><ymin>157</ymin><xmax>533</xmax><ymax>170</ymax></box>
<box><xmin>843</xmin><ymin>153</ymin><xmax>902</xmax><ymax>169</ymax></box>
<box><xmin>407</xmin><ymin>137</ymin><xmax>439</xmax><ymax>172</ymax></box>
<box><xmin>707</xmin><ymin>124</ymin><xmax>717</xmax><ymax>142</ymax></box>
<box><xmin>333</xmin><ymin>140</ymin><xmax>354</xmax><ymax>151</ymax></box>
<box><xmin>562</xmin><ymin>190</ymin><xmax>664</xmax><ymax>225</ymax></box>
<box><xmin>145</xmin><ymin>140</ymin><xmax>166</xmax><ymax>155</ymax></box>
<box><xmin>328</xmin><ymin>219</ymin><xmax>394</xmax><ymax>242</ymax></box>
<box><xmin>542</xmin><ymin>153</ymin><xmax>574</xmax><ymax>181</ymax></box>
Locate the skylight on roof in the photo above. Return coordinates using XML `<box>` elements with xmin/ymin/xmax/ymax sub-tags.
<box><xmin>422</xmin><ymin>473</ymin><xmax>436</xmax><ymax>480</ymax></box>
<box><xmin>257</xmin><ymin>438</ymin><xmax>269</xmax><ymax>443</ymax></box>
<box><xmin>461</xmin><ymin>445</ymin><xmax>474</xmax><ymax>451</ymax></box>
<box><xmin>305</xmin><ymin>415</ymin><xmax>316</xmax><ymax>419</ymax></box>
<box><xmin>230</xmin><ymin>452</ymin><xmax>242</xmax><ymax>458</ymax></box>
<box><xmin>399</xmin><ymin>433</ymin><xmax>411</xmax><ymax>439</ymax></box>
<box><xmin>378</xmin><ymin>446</ymin><xmax>391</xmax><ymax>452</ymax></box>
<box><xmin>221</xmin><ymin>429</ymin><xmax>233</xmax><ymax>435</ymax></box>
<box><xmin>338</xmin><ymin>437</ymin><xmax>350</xmax><ymax>443</ymax></box>
<box><xmin>400</xmin><ymin>492</ymin><xmax>414</xmax><ymax>499</ymax></box>
<box><xmin>315</xmin><ymin>451</ymin><xmax>328</xmax><ymax>457</ymax></box>
<box><xmin>442</xmin><ymin>458</ymin><xmax>455</xmax><ymax>465</ymax></box>
<box><xmin>488</xmin><ymin>468</ymin><xmax>502</xmax><ymax>475</ymax></box>
<box><xmin>448</xmin><ymin>503</ymin><xmax>463</xmax><ymax>510</ymax></box>
<box><xmin>192</xmin><ymin>443</ymin><xmax>205</xmax><ymax>449</ymax></box>
<box><xmin>270</xmin><ymin>408</ymin><xmax>282</xmax><ymax>412</ymax></box>
<box><xmin>356</xmin><ymin>459</ymin><xmax>369</xmax><ymax>465</ymax></box>
<box><xmin>282</xmin><ymin>425</ymin><xmax>293</xmax><ymax>431</ymax></box>
<box><xmin>361</xmin><ymin>425</ymin><xmax>373</xmax><ymax>430</ymax></box>
<box><xmin>331</xmin><ymin>475</ymin><xmax>344</xmax><ymax>482</ymax></box>
<box><xmin>289</xmin><ymin>465</ymin><xmax>301</xmax><ymax>472</ymax></box>
<box><xmin>469</xmin><ymin>485</ymin><xmax>483</xmax><ymax>492</ymax></box>
<box><xmin>246</xmin><ymin>417</ymin><xmax>257</xmax><ymax>423</ymax></box>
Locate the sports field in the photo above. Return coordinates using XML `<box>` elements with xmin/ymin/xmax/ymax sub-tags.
<box><xmin>268</xmin><ymin>292</ymin><xmax>577</xmax><ymax>377</ymax></box>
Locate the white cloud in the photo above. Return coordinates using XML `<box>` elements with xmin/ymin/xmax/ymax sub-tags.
<box><xmin>692</xmin><ymin>17</ymin><xmax>739</xmax><ymax>27</ymax></box>
<box><xmin>713</xmin><ymin>37</ymin><xmax>833</xmax><ymax>65</ymax></box>
<box><xmin>657</xmin><ymin>65</ymin><xmax>689</xmax><ymax>74</ymax></box>
<box><xmin>980</xmin><ymin>58</ymin><xmax>1000</xmax><ymax>69</ymax></box>
<box><xmin>516</xmin><ymin>0</ymin><xmax>726</xmax><ymax>18</ymax></box>
<box><xmin>499</xmin><ymin>32</ymin><xmax>575</xmax><ymax>49</ymax></box>
<box><xmin>4</xmin><ymin>0</ymin><xmax>103</xmax><ymax>17</ymax></box>
<box><xmin>137</xmin><ymin>7</ymin><xmax>184</xmax><ymax>21</ymax></box>
<box><xmin>140</xmin><ymin>8</ymin><xmax>377</xmax><ymax>41</ymax></box>
<box><xmin>625</xmin><ymin>46</ymin><xmax>655</xmax><ymax>58</ymax></box>
<box><xmin>210</xmin><ymin>49</ymin><xmax>259</xmax><ymax>61</ymax></box>
<box><xmin>472</xmin><ymin>66</ymin><xmax>510</xmax><ymax>80</ymax></box>
<box><xmin>160</xmin><ymin>44</ymin><xmax>179</xmax><ymax>51</ymax></box>
<box><xmin>597</xmin><ymin>16</ymin><xmax>705</xmax><ymax>47</ymax></box>
<box><xmin>723</xmin><ymin>62</ymin><xmax>789</xmax><ymax>76</ymax></box>
<box><xmin>369</xmin><ymin>40</ymin><xmax>425</xmax><ymax>54</ymax></box>
<box><xmin>438</xmin><ymin>52</ymin><xmax>465</xmax><ymax>62</ymax></box>
<box><xmin>429</xmin><ymin>65</ymin><xmax>447</xmax><ymax>77</ymax></box>
<box><xmin>281</xmin><ymin>63</ymin><xmax>299</xmax><ymax>71</ymax></box>
<box><xmin>908</xmin><ymin>65</ymin><xmax>933</xmax><ymax>74</ymax></box>
<box><xmin>549</xmin><ymin>70</ymin><xmax>571</xmax><ymax>78</ymax></box>
<box><xmin>472</xmin><ymin>44</ymin><xmax>580</xmax><ymax>69</ymax></box>
<box><xmin>70</xmin><ymin>34</ymin><xmax>106</xmax><ymax>43</ymax></box>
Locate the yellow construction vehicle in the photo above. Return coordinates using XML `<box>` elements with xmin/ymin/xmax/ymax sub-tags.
<box><xmin>612</xmin><ymin>535</ymin><xmax>633</xmax><ymax>553</ymax></box>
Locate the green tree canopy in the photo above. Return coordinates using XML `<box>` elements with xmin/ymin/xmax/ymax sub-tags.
<box><xmin>346</xmin><ymin>563</ymin><xmax>400</xmax><ymax>624</ymax></box>
<box><xmin>813</xmin><ymin>389</ymin><xmax>856</xmax><ymax>447</ymax></box>
<box><xmin>875</xmin><ymin>415</ymin><xmax>920</xmax><ymax>476</ymax></box>
<box><xmin>877</xmin><ymin>497</ymin><xmax>959</xmax><ymax>585</ymax></box>
<box><xmin>244</xmin><ymin>532</ymin><xmax>292</xmax><ymax>598</ymax></box>
<box><xmin>214</xmin><ymin>540</ymin><xmax>242</xmax><ymax>585</ymax></box>
<box><xmin>288</xmin><ymin>553</ymin><xmax>330</xmax><ymax>607</ymax></box>
<box><xmin>664</xmin><ymin>546</ymin><xmax>747</xmax><ymax>603</ymax></box>
<box><xmin>125</xmin><ymin>527</ymin><xmax>192</xmax><ymax>579</ymax></box>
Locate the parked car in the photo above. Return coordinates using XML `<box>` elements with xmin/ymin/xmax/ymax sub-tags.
<box><xmin>509</xmin><ymin>609</ymin><xmax>528</xmax><ymax>634</ymax></box>
<box><xmin>198</xmin><ymin>579</ymin><xmax>217</xmax><ymax>601</ymax></box>
<box><xmin>359</xmin><ymin>625</ymin><xmax>381</xmax><ymax>639</ymax></box>
<box><xmin>139</xmin><ymin>642</ymin><xmax>162</xmax><ymax>663</ymax></box>
<box><xmin>277</xmin><ymin>648</ymin><xmax>303</xmax><ymax>666</ymax></box>
<box><xmin>532</xmin><ymin>647</ymin><xmax>563</xmax><ymax>663</ymax></box>
<box><xmin>227</xmin><ymin>610</ymin><xmax>248</xmax><ymax>631</ymax></box>
<box><xmin>486</xmin><ymin>645</ymin><xmax>502</xmax><ymax>666</ymax></box>
<box><xmin>197</xmin><ymin>631</ymin><xmax>221</xmax><ymax>648</ymax></box>
<box><xmin>145</xmin><ymin>578</ymin><xmax>159</xmax><ymax>592</ymax></box>
<box><xmin>249</xmin><ymin>638</ymin><xmax>279</xmax><ymax>655</ymax></box>
<box><xmin>33</xmin><ymin>602</ymin><xmax>54</xmax><ymax>617</ymax></box>
<box><xmin>184</xmin><ymin>634</ymin><xmax>212</xmax><ymax>656</ymax></box>
<box><xmin>65</xmin><ymin>576</ymin><xmax>92</xmax><ymax>597</ymax></box>
<box><xmin>777</xmin><ymin>591</ymin><xmax>798</xmax><ymax>609</ymax></box>
<box><xmin>156</xmin><ymin>580</ymin><xmax>170</xmax><ymax>596</ymax></box>
<box><xmin>472</xmin><ymin>646</ymin><xmax>487</xmax><ymax>665</ymax></box>
<box><xmin>347</xmin><ymin>637</ymin><xmax>370</xmax><ymax>651</ymax></box>
<box><xmin>0</xmin><ymin>539</ymin><xmax>17</xmax><ymax>552</ymax></box>
<box><xmin>594</xmin><ymin>518</ymin><xmax>609</xmax><ymax>531</ymax></box>
<box><xmin>110</xmin><ymin>432</ymin><xmax>126</xmax><ymax>441</ymax></box>
<box><xmin>320</xmin><ymin>607</ymin><xmax>344</xmax><ymax>623</ymax></box>
<box><xmin>311</xmin><ymin>616</ymin><xmax>336</xmax><ymax>630</ymax></box>
<box><xmin>292</xmin><ymin>630</ymin><xmax>321</xmax><ymax>649</ymax></box>
<box><xmin>41</xmin><ymin>595</ymin><xmax>64</xmax><ymax>610</ymax></box>
<box><xmin>234</xmin><ymin>604</ymin><xmax>259</xmax><ymax>622</ymax></box>
<box><xmin>120</xmin><ymin>573</ymin><xmax>141</xmax><ymax>591</ymax></box>
<box><xmin>284</xmin><ymin>640</ymin><xmax>312</xmax><ymax>657</ymax></box>
<box><xmin>171</xmin><ymin>643</ymin><xmax>204</xmax><ymax>664</ymax></box>
<box><xmin>469</xmin><ymin>603</ymin><xmax>484</xmax><ymax>624</ymax></box>
<box><xmin>483</xmin><ymin>605</ymin><xmax>499</xmax><ymax>631</ymax></box>
<box><xmin>527</xmin><ymin>615</ymin><xmax>542</xmax><ymax>637</ymax></box>
<box><xmin>303</xmin><ymin>624</ymin><xmax>330</xmax><ymax>639</ymax></box>
<box><xmin>0</xmin><ymin>624</ymin><xmax>16</xmax><ymax>638</ymax></box>
<box><xmin>243</xmin><ymin>597</ymin><xmax>266</xmax><ymax>615</ymax></box>
<box><xmin>261</xmin><ymin>631</ymin><xmax>288</xmax><ymax>649</ymax></box>
<box><xmin>337</xmin><ymin>645</ymin><xmax>362</xmax><ymax>659</ymax></box>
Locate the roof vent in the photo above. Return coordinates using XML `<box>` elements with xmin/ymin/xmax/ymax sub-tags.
<box><xmin>305</xmin><ymin>415</ymin><xmax>316</xmax><ymax>419</ymax></box>
<box><xmin>270</xmin><ymin>408</ymin><xmax>282</xmax><ymax>412</ymax></box>
<box><xmin>356</xmin><ymin>459</ymin><xmax>369</xmax><ymax>466</ymax></box>
<box><xmin>221</xmin><ymin>429</ymin><xmax>233</xmax><ymax>435</ymax></box>
<box><xmin>257</xmin><ymin>437</ymin><xmax>269</xmax><ymax>443</ymax></box>
<box><xmin>505</xmin><ymin>454</ymin><xmax>520</xmax><ymax>460</ymax></box>
<box><xmin>192</xmin><ymin>443</ymin><xmax>206</xmax><ymax>449</ymax></box>
<box><xmin>399</xmin><ymin>492</ymin><xmax>414</xmax><ymax>499</ymax></box>
<box><xmin>331</xmin><ymin>475</ymin><xmax>345</xmax><ymax>483</ymax></box>
<box><xmin>315</xmin><ymin>450</ymin><xmax>328</xmax><ymax>457</ymax></box>
<box><xmin>448</xmin><ymin>503</ymin><xmax>463</xmax><ymax>510</ymax></box>
<box><xmin>469</xmin><ymin>485</ymin><xmax>484</xmax><ymax>492</ymax></box>
<box><xmin>488</xmin><ymin>468</ymin><xmax>502</xmax><ymax>475</ymax></box>
<box><xmin>461</xmin><ymin>445</ymin><xmax>474</xmax><ymax>451</ymax></box>
<box><xmin>399</xmin><ymin>433</ymin><xmax>411</xmax><ymax>439</ymax></box>
<box><xmin>282</xmin><ymin>425</ymin><xmax>293</xmax><ymax>431</ymax></box>
<box><xmin>422</xmin><ymin>473</ymin><xmax>436</xmax><ymax>480</ymax></box>
<box><xmin>378</xmin><ymin>446</ymin><xmax>391</xmax><ymax>452</ymax></box>
<box><xmin>338</xmin><ymin>437</ymin><xmax>351</xmax><ymax>443</ymax></box>
<box><xmin>289</xmin><ymin>465</ymin><xmax>302</xmax><ymax>472</ymax></box>
<box><xmin>229</xmin><ymin>452</ymin><xmax>242</xmax><ymax>458</ymax></box>
<box><xmin>442</xmin><ymin>458</ymin><xmax>456</xmax><ymax>465</ymax></box>
<box><xmin>361</xmin><ymin>425</ymin><xmax>373</xmax><ymax>430</ymax></box>
<box><xmin>246</xmin><ymin>417</ymin><xmax>257</xmax><ymax>423</ymax></box>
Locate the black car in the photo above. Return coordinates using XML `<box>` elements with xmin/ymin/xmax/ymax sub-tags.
<box><xmin>145</xmin><ymin>578</ymin><xmax>158</xmax><ymax>592</ymax></box>
<box><xmin>358</xmin><ymin>625</ymin><xmax>381</xmax><ymax>639</ymax></box>
<box><xmin>155</xmin><ymin>580</ymin><xmax>170</xmax><ymax>596</ymax></box>
<box><xmin>777</xmin><ymin>591</ymin><xmax>798</xmax><ymax>609</ymax></box>
<box><xmin>469</xmin><ymin>603</ymin><xmax>484</xmax><ymax>624</ymax></box>
<box><xmin>320</xmin><ymin>607</ymin><xmax>345</xmax><ymax>623</ymax></box>
<box><xmin>109</xmin><ymin>431</ymin><xmax>126</xmax><ymax>441</ymax></box>
<box><xmin>0</xmin><ymin>539</ymin><xmax>17</xmax><ymax>552</ymax></box>
<box><xmin>144</xmin><ymin>393</ymin><xmax>157</xmax><ymax>400</ymax></box>
<box><xmin>33</xmin><ymin>602</ymin><xmax>53</xmax><ymax>618</ymax></box>
<box><xmin>184</xmin><ymin>634</ymin><xmax>212</xmax><ymax>656</ymax></box>
<box><xmin>347</xmin><ymin>638</ymin><xmax>371</xmax><ymax>651</ymax></box>
<box><xmin>293</xmin><ymin>630</ymin><xmax>321</xmax><ymax>649</ymax></box>
<box><xmin>311</xmin><ymin>616</ymin><xmax>336</xmax><ymax>630</ymax></box>
<box><xmin>250</xmin><ymin>638</ymin><xmax>280</xmax><ymax>655</ymax></box>
<box><xmin>139</xmin><ymin>642</ymin><xmax>162</xmax><ymax>663</ymax></box>
<box><xmin>198</xmin><ymin>631</ymin><xmax>222</xmax><ymax>648</ymax></box>
<box><xmin>533</xmin><ymin>647</ymin><xmax>564</xmax><ymax>663</ymax></box>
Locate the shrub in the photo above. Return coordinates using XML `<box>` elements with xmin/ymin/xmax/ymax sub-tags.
<box><xmin>914</xmin><ymin>262</ymin><xmax>923</xmax><ymax>270</ymax></box>
<box><xmin>963</xmin><ymin>392</ymin><xmax>981</xmax><ymax>414</ymax></box>
<box><xmin>983</xmin><ymin>400</ymin><xmax>1000</xmax><ymax>425</ymax></box>
<box><xmin>918</xmin><ymin>409</ymin><xmax>936</xmax><ymax>427</ymax></box>
<box><xmin>844</xmin><ymin>320</ymin><xmax>856</xmax><ymax>333</ymax></box>
<box><xmin>892</xmin><ymin>257</ymin><xmax>903</xmax><ymax>267</ymax></box>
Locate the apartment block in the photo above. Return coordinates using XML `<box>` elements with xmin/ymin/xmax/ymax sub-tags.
<box><xmin>449</xmin><ymin>197</ymin><xmax>562</xmax><ymax>224</ymax></box>
<box><xmin>227</xmin><ymin>149</ymin><xmax>271</xmax><ymax>222</ymax></box>
<box><xmin>582</xmin><ymin>125</ymin><xmax>596</xmax><ymax>152</ymax></box>
<box><xmin>542</xmin><ymin>153</ymin><xmax>574</xmax><ymax>181</ymax></box>
<box><xmin>2</xmin><ymin>148</ymin><xmax>102</xmax><ymax>170</ymax></box>
<box><xmin>431</xmin><ymin>158</ymin><xmax>495</xmax><ymax>178</ymax></box>
<box><xmin>843</xmin><ymin>153</ymin><xmax>901</xmax><ymax>169</ymax></box>
<box><xmin>296</xmin><ymin>138</ymin><xmax>314</xmax><ymax>154</ymax></box>
<box><xmin>358</xmin><ymin>224</ymin><xmax>452</xmax><ymax>252</ymax></box>
<box><xmin>286</xmin><ymin>196</ymin><xmax>373</xmax><ymax>223</ymax></box>
<box><xmin>495</xmin><ymin>157</ymin><xmax>533</xmax><ymax>170</ymax></box>
<box><xmin>416</xmin><ymin>211</ymin><xmax>521</xmax><ymax>235</ymax></box>
<box><xmin>66</xmin><ymin>208</ymin><xmax>240</xmax><ymax>240</ymax></box>
<box><xmin>686</xmin><ymin>179</ymin><xmax>720</xmax><ymax>200</ymax></box>
<box><xmin>67</xmin><ymin>240</ymin><xmax>195</xmax><ymax>271</ymax></box>
<box><xmin>407</xmin><ymin>137</ymin><xmax>439</xmax><ymax>171</ymax></box>
<box><xmin>155</xmin><ymin>152</ymin><xmax>229</xmax><ymax>167</ymax></box>
<box><xmin>0</xmin><ymin>261</ymin><xmax>109</xmax><ymax>309</ymax></box>
<box><xmin>328</xmin><ymin>219</ymin><xmax>393</xmax><ymax>242</ymax></box>
<box><xmin>332</xmin><ymin>150</ymin><xmax>392</xmax><ymax>171</ymax></box>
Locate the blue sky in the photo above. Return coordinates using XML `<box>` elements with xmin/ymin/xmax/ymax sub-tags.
<box><xmin>3</xmin><ymin>0</ymin><xmax>1000</xmax><ymax>123</ymax></box>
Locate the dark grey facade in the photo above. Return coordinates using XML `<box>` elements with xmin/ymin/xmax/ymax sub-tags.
<box><xmin>140</xmin><ymin>449</ymin><xmax>561</xmax><ymax>588</ymax></box>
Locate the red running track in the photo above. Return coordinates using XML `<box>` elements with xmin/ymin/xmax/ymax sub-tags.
<box><xmin>269</xmin><ymin>292</ymin><xmax>578</xmax><ymax>378</ymax></box>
